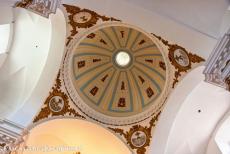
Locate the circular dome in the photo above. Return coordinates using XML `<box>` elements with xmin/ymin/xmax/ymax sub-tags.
<box><xmin>23</xmin><ymin>119</ymin><xmax>131</xmax><ymax>154</ymax></box>
<box><xmin>64</xmin><ymin>23</ymin><xmax>169</xmax><ymax>124</ymax></box>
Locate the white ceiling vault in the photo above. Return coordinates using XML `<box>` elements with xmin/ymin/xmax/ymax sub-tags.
<box><xmin>7</xmin><ymin>0</ymin><xmax>228</xmax><ymax>39</ymax></box>
<box><xmin>124</xmin><ymin>0</ymin><xmax>230</xmax><ymax>39</ymax></box>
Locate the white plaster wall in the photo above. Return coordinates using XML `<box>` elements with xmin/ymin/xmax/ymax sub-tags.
<box><xmin>220</xmin><ymin>9</ymin><xmax>230</xmax><ymax>36</ymax></box>
<box><xmin>0</xmin><ymin>53</ymin><xmax>7</xmax><ymax>67</ymax></box>
<box><xmin>206</xmin><ymin>110</ymin><xmax>230</xmax><ymax>154</ymax></box>
<box><xmin>206</xmin><ymin>140</ymin><xmax>222</xmax><ymax>154</ymax></box>
<box><xmin>149</xmin><ymin>66</ymin><xmax>205</xmax><ymax>154</ymax></box>
<box><xmin>0</xmin><ymin>6</ymin><xmax>13</xmax><ymax>25</ymax></box>
<box><xmin>0</xmin><ymin>24</ymin><xmax>11</xmax><ymax>53</ymax></box>
<box><xmin>0</xmin><ymin>8</ymin><xmax>52</xmax><ymax>119</ymax></box>
<box><xmin>215</xmin><ymin>115</ymin><xmax>230</xmax><ymax>154</ymax></box>
<box><xmin>165</xmin><ymin>83</ymin><xmax>230</xmax><ymax>154</ymax></box>
<box><xmin>0</xmin><ymin>7</ymin><xmax>66</xmax><ymax>128</ymax></box>
<box><xmin>0</xmin><ymin>23</ymin><xmax>14</xmax><ymax>71</ymax></box>
<box><xmin>8</xmin><ymin>9</ymin><xmax>66</xmax><ymax>126</ymax></box>
<box><xmin>64</xmin><ymin>0</ymin><xmax>217</xmax><ymax>59</ymax></box>
<box><xmin>149</xmin><ymin>66</ymin><xmax>230</xmax><ymax>154</ymax></box>
<box><xmin>123</xmin><ymin>0</ymin><xmax>230</xmax><ymax>39</ymax></box>
<box><xmin>0</xmin><ymin>2</ymin><xmax>14</xmax><ymax>69</ymax></box>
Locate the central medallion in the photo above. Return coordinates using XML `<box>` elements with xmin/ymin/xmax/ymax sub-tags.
<box><xmin>64</xmin><ymin>23</ymin><xmax>169</xmax><ymax>125</ymax></box>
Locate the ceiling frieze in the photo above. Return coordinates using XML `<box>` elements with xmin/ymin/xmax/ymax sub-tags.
<box><xmin>203</xmin><ymin>29</ymin><xmax>230</xmax><ymax>91</ymax></box>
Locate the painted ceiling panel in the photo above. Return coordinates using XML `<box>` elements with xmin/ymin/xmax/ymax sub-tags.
<box><xmin>71</xmin><ymin>25</ymin><xmax>167</xmax><ymax>117</ymax></box>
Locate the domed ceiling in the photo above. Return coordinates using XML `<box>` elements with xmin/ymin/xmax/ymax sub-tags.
<box><xmin>67</xmin><ymin>24</ymin><xmax>167</xmax><ymax>118</ymax></box>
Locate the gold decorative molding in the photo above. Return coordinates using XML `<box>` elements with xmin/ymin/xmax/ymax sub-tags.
<box><xmin>33</xmin><ymin>71</ymin><xmax>85</xmax><ymax>123</ymax></box>
<box><xmin>109</xmin><ymin>111</ymin><xmax>161</xmax><ymax>154</ymax></box>
<box><xmin>168</xmin><ymin>45</ymin><xmax>205</xmax><ymax>88</ymax></box>
<box><xmin>63</xmin><ymin>4</ymin><xmax>120</xmax><ymax>46</ymax></box>
<box><xmin>152</xmin><ymin>33</ymin><xmax>205</xmax><ymax>88</ymax></box>
<box><xmin>0</xmin><ymin>143</ymin><xmax>6</xmax><ymax>147</ymax></box>
<box><xmin>15</xmin><ymin>0</ymin><xmax>59</xmax><ymax>18</ymax></box>
<box><xmin>15</xmin><ymin>0</ymin><xmax>32</xmax><ymax>8</ymax></box>
<box><xmin>225</xmin><ymin>76</ymin><xmax>230</xmax><ymax>91</ymax></box>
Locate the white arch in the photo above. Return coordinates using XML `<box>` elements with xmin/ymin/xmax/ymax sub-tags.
<box><xmin>206</xmin><ymin>109</ymin><xmax>230</xmax><ymax>154</ymax></box>
<box><xmin>149</xmin><ymin>66</ymin><xmax>230</xmax><ymax>154</ymax></box>
<box><xmin>1</xmin><ymin>8</ymin><xmax>66</xmax><ymax>128</ymax></box>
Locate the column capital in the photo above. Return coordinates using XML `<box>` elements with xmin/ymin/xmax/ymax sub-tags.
<box><xmin>15</xmin><ymin>0</ymin><xmax>60</xmax><ymax>18</ymax></box>
<box><xmin>0</xmin><ymin>119</ymin><xmax>25</xmax><ymax>154</ymax></box>
<box><xmin>203</xmin><ymin>29</ymin><xmax>230</xmax><ymax>91</ymax></box>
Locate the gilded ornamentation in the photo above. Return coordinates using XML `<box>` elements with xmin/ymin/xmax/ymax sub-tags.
<box><xmin>33</xmin><ymin>72</ymin><xmax>85</xmax><ymax>123</ymax></box>
<box><xmin>131</xmin><ymin>130</ymin><xmax>147</xmax><ymax>148</ymax></box>
<box><xmin>109</xmin><ymin>111</ymin><xmax>161</xmax><ymax>154</ymax></box>
<box><xmin>168</xmin><ymin>45</ymin><xmax>205</xmax><ymax>88</ymax></box>
<box><xmin>63</xmin><ymin>4</ymin><xmax>120</xmax><ymax>45</ymax></box>
<box><xmin>49</xmin><ymin>95</ymin><xmax>65</xmax><ymax>112</ymax></box>
<box><xmin>168</xmin><ymin>45</ymin><xmax>191</xmax><ymax>71</ymax></box>
<box><xmin>15</xmin><ymin>0</ymin><xmax>32</xmax><ymax>8</ymax></box>
<box><xmin>15</xmin><ymin>0</ymin><xmax>60</xmax><ymax>18</ymax></box>
<box><xmin>225</xmin><ymin>76</ymin><xmax>230</xmax><ymax>91</ymax></box>
<box><xmin>152</xmin><ymin>33</ymin><xmax>205</xmax><ymax>88</ymax></box>
<box><xmin>151</xmin><ymin>34</ymin><xmax>170</xmax><ymax>46</ymax></box>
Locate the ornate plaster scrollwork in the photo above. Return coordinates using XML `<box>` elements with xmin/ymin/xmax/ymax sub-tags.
<box><xmin>203</xmin><ymin>29</ymin><xmax>230</xmax><ymax>91</ymax></box>
<box><xmin>109</xmin><ymin>112</ymin><xmax>161</xmax><ymax>154</ymax></box>
<box><xmin>15</xmin><ymin>0</ymin><xmax>32</xmax><ymax>8</ymax></box>
<box><xmin>0</xmin><ymin>119</ymin><xmax>25</xmax><ymax>154</ymax></box>
<box><xmin>152</xmin><ymin>34</ymin><xmax>205</xmax><ymax>88</ymax></box>
<box><xmin>0</xmin><ymin>134</ymin><xmax>16</xmax><ymax>154</ymax></box>
<box><xmin>63</xmin><ymin>4</ymin><xmax>120</xmax><ymax>45</ymax></box>
<box><xmin>33</xmin><ymin>71</ymin><xmax>85</xmax><ymax>123</ymax></box>
<box><xmin>15</xmin><ymin>0</ymin><xmax>60</xmax><ymax>18</ymax></box>
<box><xmin>9</xmin><ymin>129</ymin><xmax>29</xmax><ymax>154</ymax></box>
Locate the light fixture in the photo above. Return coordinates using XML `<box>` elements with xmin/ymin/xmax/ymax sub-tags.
<box><xmin>115</xmin><ymin>51</ymin><xmax>131</xmax><ymax>67</ymax></box>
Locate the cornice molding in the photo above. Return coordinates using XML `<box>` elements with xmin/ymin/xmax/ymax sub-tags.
<box><xmin>15</xmin><ymin>0</ymin><xmax>60</xmax><ymax>18</ymax></box>
<box><xmin>0</xmin><ymin>119</ymin><xmax>25</xmax><ymax>153</ymax></box>
<box><xmin>203</xmin><ymin>29</ymin><xmax>230</xmax><ymax>91</ymax></box>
